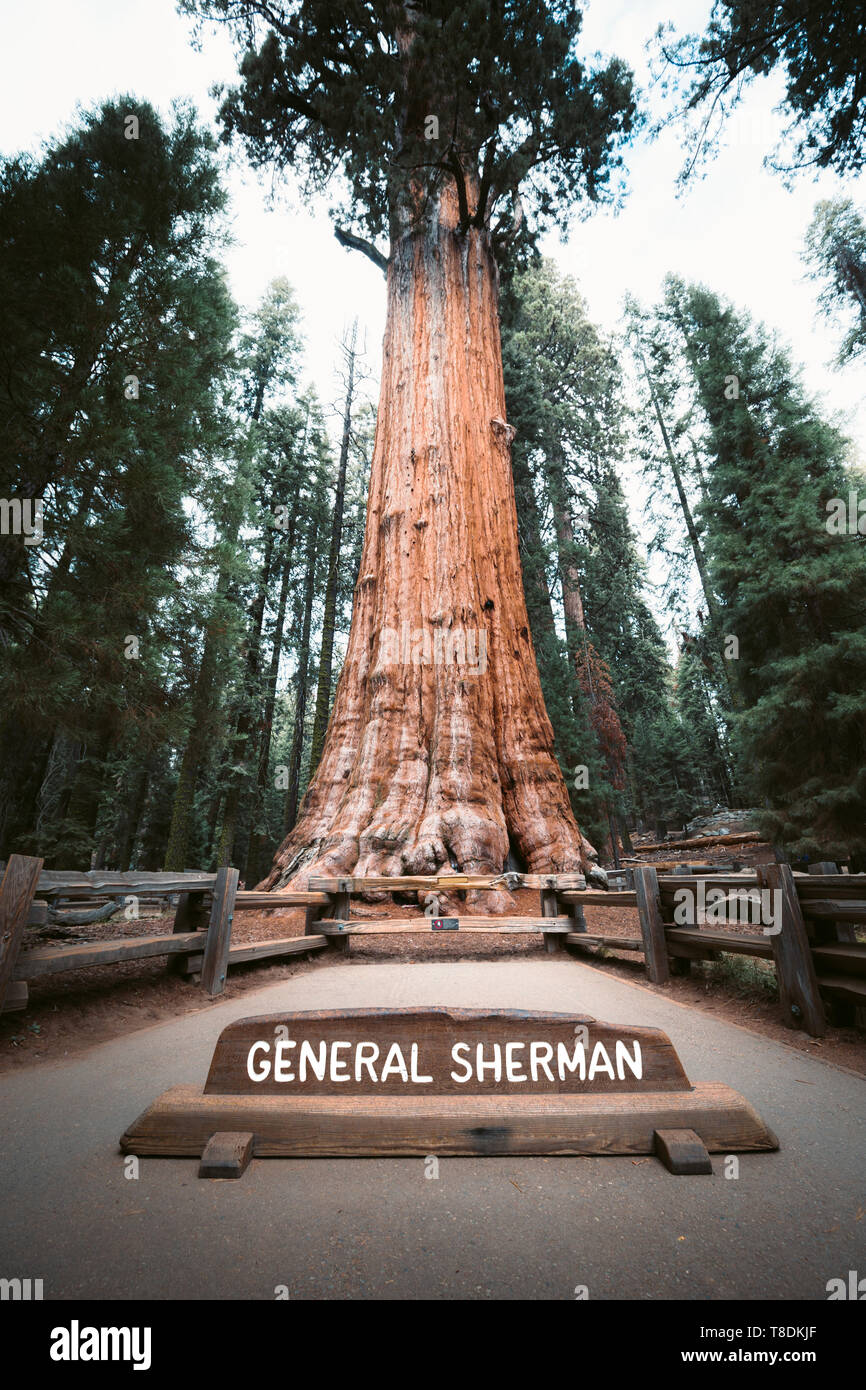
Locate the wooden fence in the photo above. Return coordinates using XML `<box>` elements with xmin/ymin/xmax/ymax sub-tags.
<box><xmin>0</xmin><ymin>864</ymin><xmax>590</xmax><ymax>1011</ymax></box>
<box><xmin>2</xmin><ymin>858</ymin><xmax>863</xmax><ymax>1038</ymax></box>
<box><xmin>566</xmin><ymin>863</ymin><xmax>866</xmax><ymax>1038</ymax></box>
<box><xmin>0</xmin><ymin>859</ymin><xmax>331</xmax><ymax>1014</ymax></box>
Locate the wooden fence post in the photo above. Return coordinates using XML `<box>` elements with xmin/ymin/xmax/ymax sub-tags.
<box><xmin>327</xmin><ymin>879</ymin><xmax>353</xmax><ymax>954</ymax></box>
<box><xmin>757</xmin><ymin>863</ymin><xmax>825</xmax><ymax>1037</ymax></box>
<box><xmin>201</xmin><ymin>867</ymin><xmax>239</xmax><ymax>997</ymax></box>
<box><xmin>169</xmin><ymin>872</ymin><xmax>211</xmax><ymax>977</ymax></box>
<box><xmin>565</xmin><ymin>900</ymin><xmax>587</xmax><ymax>933</ymax></box>
<box><xmin>806</xmin><ymin>862</ymin><xmax>855</xmax><ymax>944</ymax></box>
<box><xmin>172</xmin><ymin>887</ymin><xmax>208</xmax><ymax>934</ymax></box>
<box><xmin>634</xmin><ymin>865</ymin><xmax>670</xmax><ymax>984</ymax></box>
<box><xmin>540</xmin><ymin>876</ymin><xmax>563</xmax><ymax>954</ymax></box>
<box><xmin>0</xmin><ymin>854</ymin><xmax>43</xmax><ymax>1013</ymax></box>
<box><xmin>667</xmin><ymin>867</ymin><xmax>694</xmax><ymax>977</ymax></box>
<box><xmin>803</xmin><ymin>860</ymin><xmax>861</xmax><ymax>1027</ymax></box>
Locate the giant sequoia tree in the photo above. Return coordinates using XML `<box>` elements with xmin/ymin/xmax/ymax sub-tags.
<box><xmin>183</xmin><ymin>1</ymin><xmax>637</xmax><ymax>887</ymax></box>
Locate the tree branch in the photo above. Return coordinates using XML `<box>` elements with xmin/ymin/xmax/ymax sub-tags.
<box><xmin>473</xmin><ymin>135</ymin><xmax>497</xmax><ymax>228</ymax></box>
<box><xmin>446</xmin><ymin>147</ymin><xmax>472</xmax><ymax>233</ymax></box>
<box><xmin>333</xmin><ymin>226</ymin><xmax>388</xmax><ymax>273</ymax></box>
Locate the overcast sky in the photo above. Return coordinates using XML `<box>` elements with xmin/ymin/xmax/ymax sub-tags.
<box><xmin>2</xmin><ymin>0</ymin><xmax>863</xmax><ymax>623</ymax></box>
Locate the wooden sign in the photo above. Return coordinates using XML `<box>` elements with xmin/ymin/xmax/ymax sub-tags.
<box><xmin>203</xmin><ymin>1007</ymin><xmax>690</xmax><ymax>1096</ymax></box>
<box><xmin>121</xmin><ymin>1006</ymin><xmax>779</xmax><ymax>1173</ymax></box>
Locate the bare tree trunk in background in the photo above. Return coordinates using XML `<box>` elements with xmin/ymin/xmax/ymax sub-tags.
<box><xmin>639</xmin><ymin>351</ymin><xmax>739</xmax><ymax>711</ymax></box>
<box><xmin>283</xmin><ymin>516</ymin><xmax>319</xmax><ymax>836</ymax></box>
<box><xmin>307</xmin><ymin>320</ymin><xmax>358</xmax><ymax>784</ymax></box>
<box><xmin>214</xmin><ymin>524</ymin><xmax>275</xmax><ymax>867</ymax></box>
<box><xmin>243</xmin><ymin>494</ymin><xmax>301</xmax><ymax>883</ymax></box>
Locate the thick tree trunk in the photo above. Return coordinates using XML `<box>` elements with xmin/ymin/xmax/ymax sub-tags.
<box><xmin>263</xmin><ymin>185</ymin><xmax>585</xmax><ymax>888</ymax></box>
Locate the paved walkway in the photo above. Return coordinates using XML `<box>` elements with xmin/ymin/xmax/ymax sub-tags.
<box><xmin>1</xmin><ymin>958</ymin><xmax>864</xmax><ymax>1299</ymax></box>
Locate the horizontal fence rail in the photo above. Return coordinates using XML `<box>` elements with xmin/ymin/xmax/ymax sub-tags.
<box><xmin>0</xmin><ymin>865</ymin><xmax>331</xmax><ymax>1012</ymax></box>
<box><xmin>3</xmin><ymin>863</ymin><xmax>863</xmax><ymax>1035</ymax></box>
<box><xmin>565</xmin><ymin>864</ymin><xmax>866</xmax><ymax>1037</ymax></box>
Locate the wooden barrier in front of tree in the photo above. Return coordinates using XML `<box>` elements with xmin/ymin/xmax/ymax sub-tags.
<box><xmin>120</xmin><ymin>1005</ymin><xmax>778</xmax><ymax>1177</ymax></box>
<box><xmin>301</xmin><ymin>871</ymin><xmax>592</xmax><ymax>954</ymax></box>
<box><xmin>4</xmin><ymin>869</ymin><xmax>330</xmax><ymax>1006</ymax></box>
<box><xmin>0</xmin><ymin>854</ymin><xmax>44</xmax><ymax>1015</ymax></box>
<box><xmin>566</xmin><ymin>867</ymin><xmax>866</xmax><ymax>1036</ymax></box>
<box><xmin>9</xmin><ymin>865</ymin><xmax>863</xmax><ymax>1033</ymax></box>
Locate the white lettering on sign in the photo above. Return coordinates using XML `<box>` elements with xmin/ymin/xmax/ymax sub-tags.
<box><xmin>616</xmin><ymin>1040</ymin><xmax>643</xmax><ymax>1080</ymax></box>
<box><xmin>247</xmin><ymin>1041</ymin><xmax>270</xmax><ymax>1081</ymax></box>
<box><xmin>530</xmin><ymin>1041</ymin><xmax>554</xmax><ymax>1080</ymax></box>
<box><xmin>274</xmin><ymin>1041</ymin><xmax>296</xmax><ymax>1081</ymax></box>
<box><xmin>244</xmin><ymin>1038</ymin><xmax>643</xmax><ymax>1085</ymax></box>
<box><xmin>330</xmin><ymin>1041</ymin><xmax>351</xmax><ymax>1082</ymax></box>
<box><xmin>300</xmin><ymin>1040</ymin><xmax>327</xmax><ymax>1081</ymax></box>
<box><xmin>557</xmin><ymin>1041</ymin><xmax>585</xmax><ymax>1079</ymax></box>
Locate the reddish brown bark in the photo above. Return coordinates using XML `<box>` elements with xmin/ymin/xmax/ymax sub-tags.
<box><xmin>262</xmin><ymin>180</ymin><xmax>587</xmax><ymax>891</ymax></box>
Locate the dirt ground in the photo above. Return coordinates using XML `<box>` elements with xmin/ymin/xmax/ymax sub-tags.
<box><xmin>3</xmin><ymin>872</ymin><xmax>865</xmax><ymax>1077</ymax></box>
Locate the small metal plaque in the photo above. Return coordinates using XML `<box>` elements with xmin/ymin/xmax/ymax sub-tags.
<box><xmin>431</xmin><ymin>917</ymin><xmax>459</xmax><ymax>931</ymax></box>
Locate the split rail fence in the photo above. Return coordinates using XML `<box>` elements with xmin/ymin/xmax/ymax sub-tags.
<box><xmin>0</xmin><ymin>859</ymin><xmax>330</xmax><ymax>1015</ymax></box>
<box><xmin>568</xmin><ymin>863</ymin><xmax>866</xmax><ymax>1038</ymax></box>
<box><xmin>1</xmin><ymin>857</ymin><xmax>863</xmax><ymax>1038</ymax></box>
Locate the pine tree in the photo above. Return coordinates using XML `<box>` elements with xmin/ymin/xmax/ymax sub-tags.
<box><xmin>500</xmin><ymin>258</ymin><xmax>612</xmax><ymax>850</ymax></box>
<box><xmin>243</xmin><ymin>396</ymin><xmax>317</xmax><ymax>882</ymax></box>
<box><xmin>163</xmin><ymin>442</ymin><xmax>254</xmax><ymax>870</ymax></box>
<box><xmin>212</xmin><ymin>280</ymin><xmax>304</xmax><ymax>867</ymax></box>
<box><xmin>665</xmin><ymin>276</ymin><xmax>866</xmax><ymax>858</ymax></box>
<box><xmin>804</xmin><ymin>197</ymin><xmax>866</xmax><ymax>366</ymax></box>
<box><xmin>656</xmin><ymin>2</ymin><xmax>866</xmax><ymax>181</ymax></box>
<box><xmin>0</xmin><ymin>98</ymin><xmax>236</xmax><ymax>863</ymax></box>
<box><xmin>308</xmin><ymin>321</ymin><xmax>362</xmax><ymax>783</ymax></box>
<box><xmin>501</xmin><ymin>258</ymin><xmax>680</xmax><ymax>851</ymax></box>
<box><xmin>625</xmin><ymin>294</ymin><xmax>738</xmax><ymax>717</ymax></box>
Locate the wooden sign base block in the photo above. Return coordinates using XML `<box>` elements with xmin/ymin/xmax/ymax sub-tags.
<box><xmin>120</xmin><ymin>1007</ymin><xmax>778</xmax><ymax>1175</ymax></box>
<box><xmin>198</xmin><ymin>1131</ymin><xmax>254</xmax><ymax>1179</ymax></box>
<box><xmin>124</xmin><ymin>1082</ymin><xmax>775</xmax><ymax>1161</ymax></box>
<box><xmin>653</xmin><ymin>1127</ymin><xmax>713</xmax><ymax>1175</ymax></box>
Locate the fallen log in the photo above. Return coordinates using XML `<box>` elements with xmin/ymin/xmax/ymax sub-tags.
<box><xmin>630</xmin><ymin>831</ymin><xmax>764</xmax><ymax>853</ymax></box>
<box><xmin>47</xmin><ymin>899</ymin><xmax>124</xmax><ymax>927</ymax></box>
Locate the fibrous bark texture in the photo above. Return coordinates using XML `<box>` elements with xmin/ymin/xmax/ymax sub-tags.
<box><xmin>262</xmin><ymin>186</ymin><xmax>586</xmax><ymax>891</ymax></box>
